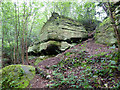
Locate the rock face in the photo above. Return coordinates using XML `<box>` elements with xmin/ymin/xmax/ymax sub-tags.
<box><xmin>28</xmin><ymin>12</ymin><xmax>88</xmax><ymax>55</ymax></box>
<box><xmin>95</xmin><ymin>1</ymin><xmax>120</xmax><ymax>46</ymax></box>
<box><xmin>0</xmin><ymin>65</ymin><xmax>35</xmax><ymax>88</ymax></box>
<box><xmin>95</xmin><ymin>17</ymin><xmax>117</xmax><ymax>46</ymax></box>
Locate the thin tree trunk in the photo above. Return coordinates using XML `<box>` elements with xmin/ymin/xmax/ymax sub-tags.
<box><xmin>21</xmin><ymin>3</ymin><xmax>26</xmax><ymax>65</ymax></box>
<box><xmin>25</xmin><ymin>15</ymin><xmax>29</xmax><ymax>64</ymax></box>
<box><xmin>1</xmin><ymin>5</ymin><xmax>3</xmax><ymax>63</ymax></box>
<box><xmin>14</xmin><ymin>3</ymin><xmax>18</xmax><ymax>64</ymax></box>
<box><xmin>2</xmin><ymin>5</ymin><xmax>5</xmax><ymax>67</ymax></box>
<box><xmin>16</xmin><ymin>7</ymin><xmax>19</xmax><ymax>64</ymax></box>
<box><xmin>2</xmin><ymin>23</ymin><xmax>4</xmax><ymax>65</ymax></box>
<box><xmin>25</xmin><ymin>31</ymin><xmax>29</xmax><ymax>64</ymax></box>
<box><xmin>13</xmin><ymin>46</ymin><xmax>16</xmax><ymax>64</ymax></box>
<box><xmin>17</xmin><ymin>6</ymin><xmax>20</xmax><ymax>64</ymax></box>
<box><xmin>102</xmin><ymin>3</ymin><xmax>109</xmax><ymax>17</ymax></box>
<box><xmin>21</xmin><ymin>34</ymin><xmax>24</xmax><ymax>65</ymax></box>
<box><xmin>21</xmin><ymin>36</ymin><xmax>24</xmax><ymax>64</ymax></box>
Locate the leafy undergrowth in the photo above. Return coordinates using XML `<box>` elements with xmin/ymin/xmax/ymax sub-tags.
<box><xmin>34</xmin><ymin>56</ymin><xmax>49</xmax><ymax>66</ymax></box>
<box><xmin>46</xmin><ymin>51</ymin><xmax>120</xmax><ymax>88</ymax></box>
<box><xmin>29</xmin><ymin>40</ymin><xmax>120</xmax><ymax>88</ymax></box>
<box><xmin>28</xmin><ymin>55</ymin><xmax>54</xmax><ymax>66</ymax></box>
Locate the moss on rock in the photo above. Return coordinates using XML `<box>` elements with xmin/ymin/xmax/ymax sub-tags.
<box><xmin>28</xmin><ymin>12</ymin><xmax>88</xmax><ymax>55</ymax></box>
<box><xmin>95</xmin><ymin>17</ymin><xmax>117</xmax><ymax>46</ymax></box>
<box><xmin>1</xmin><ymin>65</ymin><xmax>35</xmax><ymax>89</ymax></box>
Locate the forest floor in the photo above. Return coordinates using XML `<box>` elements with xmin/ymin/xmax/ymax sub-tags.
<box><xmin>27</xmin><ymin>38</ymin><xmax>119</xmax><ymax>88</ymax></box>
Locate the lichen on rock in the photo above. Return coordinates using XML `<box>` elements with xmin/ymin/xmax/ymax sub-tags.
<box><xmin>95</xmin><ymin>17</ymin><xmax>117</xmax><ymax>46</ymax></box>
<box><xmin>1</xmin><ymin>65</ymin><xmax>35</xmax><ymax>88</ymax></box>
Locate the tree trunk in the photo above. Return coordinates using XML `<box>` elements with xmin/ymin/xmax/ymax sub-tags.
<box><xmin>25</xmin><ymin>15</ymin><xmax>29</xmax><ymax>65</ymax></box>
<box><xmin>21</xmin><ymin>36</ymin><xmax>24</xmax><ymax>64</ymax></box>
<box><xmin>25</xmin><ymin>34</ymin><xmax>29</xmax><ymax>64</ymax></box>
<box><xmin>16</xmin><ymin>6</ymin><xmax>19</xmax><ymax>64</ymax></box>
<box><xmin>102</xmin><ymin>3</ymin><xmax>109</xmax><ymax>17</ymax></box>
<box><xmin>108</xmin><ymin>2</ymin><xmax>120</xmax><ymax>63</ymax></box>
<box><xmin>13</xmin><ymin>45</ymin><xmax>16</xmax><ymax>64</ymax></box>
<box><xmin>14</xmin><ymin>3</ymin><xmax>18</xmax><ymax>64</ymax></box>
<box><xmin>17</xmin><ymin>6</ymin><xmax>20</xmax><ymax>64</ymax></box>
<box><xmin>2</xmin><ymin>5</ymin><xmax>4</xmax><ymax>67</ymax></box>
<box><xmin>21</xmin><ymin>3</ymin><xmax>26</xmax><ymax>65</ymax></box>
<box><xmin>2</xmin><ymin>22</ymin><xmax>4</xmax><ymax>65</ymax></box>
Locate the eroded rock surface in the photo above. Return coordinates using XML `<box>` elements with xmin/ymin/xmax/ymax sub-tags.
<box><xmin>28</xmin><ymin>12</ymin><xmax>88</xmax><ymax>55</ymax></box>
<box><xmin>95</xmin><ymin>17</ymin><xmax>117</xmax><ymax>46</ymax></box>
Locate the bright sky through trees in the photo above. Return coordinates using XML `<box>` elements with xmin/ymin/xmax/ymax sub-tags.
<box><xmin>10</xmin><ymin>0</ymin><xmax>107</xmax><ymax>21</ymax></box>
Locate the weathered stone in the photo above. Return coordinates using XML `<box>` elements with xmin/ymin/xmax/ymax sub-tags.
<box><xmin>28</xmin><ymin>12</ymin><xmax>88</xmax><ymax>55</ymax></box>
<box><xmin>39</xmin><ymin>13</ymin><xmax>87</xmax><ymax>42</ymax></box>
<box><xmin>28</xmin><ymin>40</ymin><xmax>73</xmax><ymax>55</ymax></box>
<box><xmin>0</xmin><ymin>65</ymin><xmax>35</xmax><ymax>88</ymax></box>
<box><xmin>95</xmin><ymin>17</ymin><xmax>117</xmax><ymax>45</ymax></box>
<box><xmin>60</xmin><ymin>41</ymin><xmax>73</xmax><ymax>51</ymax></box>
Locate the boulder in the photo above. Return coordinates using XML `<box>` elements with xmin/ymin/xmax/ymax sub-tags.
<box><xmin>95</xmin><ymin>17</ymin><xmax>117</xmax><ymax>46</ymax></box>
<box><xmin>0</xmin><ymin>65</ymin><xmax>35</xmax><ymax>88</ymax></box>
<box><xmin>28</xmin><ymin>12</ymin><xmax>88</xmax><ymax>55</ymax></box>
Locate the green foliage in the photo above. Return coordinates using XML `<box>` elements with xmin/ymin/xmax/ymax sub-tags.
<box><xmin>34</xmin><ymin>56</ymin><xmax>49</xmax><ymax>66</ymax></box>
<box><xmin>1</xmin><ymin>1</ymin><xmax>45</xmax><ymax>64</ymax></box>
<box><xmin>73</xmin><ymin>2</ymin><xmax>98</xmax><ymax>31</ymax></box>
<box><xmin>47</xmin><ymin>50</ymin><xmax>120</xmax><ymax>88</ymax></box>
<box><xmin>50</xmin><ymin>51</ymin><xmax>86</xmax><ymax>72</ymax></box>
<box><xmin>64</xmin><ymin>52</ymin><xmax>72</xmax><ymax>56</ymax></box>
<box><xmin>47</xmin><ymin>70</ymin><xmax>93</xmax><ymax>88</ymax></box>
<box><xmin>53</xmin><ymin>2</ymin><xmax>72</xmax><ymax>16</ymax></box>
<box><xmin>92</xmin><ymin>52</ymin><xmax>109</xmax><ymax>58</ymax></box>
<box><xmin>99</xmin><ymin>17</ymin><xmax>111</xmax><ymax>27</ymax></box>
<box><xmin>110</xmin><ymin>51</ymin><xmax>120</xmax><ymax>64</ymax></box>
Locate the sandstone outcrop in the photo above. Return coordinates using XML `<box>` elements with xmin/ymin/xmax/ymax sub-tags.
<box><xmin>95</xmin><ymin>17</ymin><xmax>117</xmax><ymax>46</ymax></box>
<box><xmin>28</xmin><ymin>12</ymin><xmax>88</xmax><ymax>55</ymax></box>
